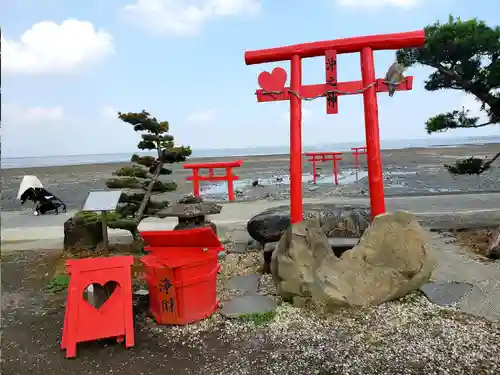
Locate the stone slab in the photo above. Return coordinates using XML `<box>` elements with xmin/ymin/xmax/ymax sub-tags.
<box><xmin>329</xmin><ymin>237</ymin><xmax>359</xmax><ymax>247</ymax></box>
<box><xmin>226</xmin><ymin>274</ymin><xmax>261</xmax><ymax>294</ymax></box>
<box><xmin>420</xmin><ymin>281</ymin><xmax>474</xmax><ymax>306</ymax></box>
<box><xmin>220</xmin><ymin>295</ymin><xmax>278</xmax><ymax>318</ymax></box>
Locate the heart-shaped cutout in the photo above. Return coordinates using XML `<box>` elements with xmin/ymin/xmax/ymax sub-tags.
<box><xmin>83</xmin><ymin>281</ymin><xmax>118</xmax><ymax>309</ymax></box>
<box><xmin>258</xmin><ymin>67</ymin><xmax>287</xmax><ymax>92</ymax></box>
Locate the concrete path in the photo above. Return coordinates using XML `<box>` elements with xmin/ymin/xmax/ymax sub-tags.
<box><xmin>2</xmin><ymin>192</ymin><xmax>500</xmax><ymax>251</ymax></box>
<box><xmin>429</xmin><ymin>232</ymin><xmax>500</xmax><ymax>322</ymax></box>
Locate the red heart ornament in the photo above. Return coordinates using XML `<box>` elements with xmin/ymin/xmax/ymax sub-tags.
<box><xmin>258</xmin><ymin>67</ymin><xmax>287</xmax><ymax>92</ymax></box>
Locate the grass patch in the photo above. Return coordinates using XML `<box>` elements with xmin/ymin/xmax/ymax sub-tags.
<box><xmin>47</xmin><ymin>274</ymin><xmax>70</xmax><ymax>293</ymax></box>
<box><xmin>237</xmin><ymin>311</ymin><xmax>277</xmax><ymax>326</ymax></box>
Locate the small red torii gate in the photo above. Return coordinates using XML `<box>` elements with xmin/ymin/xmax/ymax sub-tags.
<box><xmin>184</xmin><ymin>160</ymin><xmax>243</xmax><ymax>201</ymax></box>
<box><xmin>245</xmin><ymin>30</ymin><xmax>425</xmax><ymax>223</ymax></box>
<box><xmin>305</xmin><ymin>151</ymin><xmax>343</xmax><ymax>186</ymax></box>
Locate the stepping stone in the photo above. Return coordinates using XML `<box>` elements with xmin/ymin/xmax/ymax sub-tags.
<box><xmin>133</xmin><ymin>289</ymin><xmax>149</xmax><ymax>297</ymax></box>
<box><xmin>420</xmin><ymin>281</ymin><xmax>473</xmax><ymax>306</ymax></box>
<box><xmin>220</xmin><ymin>295</ymin><xmax>278</xmax><ymax>318</ymax></box>
<box><xmin>226</xmin><ymin>274</ymin><xmax>261</xmax><ymax>294</ymax></box>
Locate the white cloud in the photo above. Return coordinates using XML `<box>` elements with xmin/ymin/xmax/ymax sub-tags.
<box><xmin>1</xmin><ymin>104</ymin><xmax>142</xmax><ymax>158</ymax></box>
<box><xmin>186</xmin><ymin>109</ymin><xmax>218</xmax><ymax>123</ymax></box>
<box><xmin>2</xmin><ymin>20</ymin><xmax>114</xmax><ymax>74</ymax></box>
<box><xmin>122</xmin><ymin>0</ymin><xmax>261</xmax><ymax>36</ymax></box>
<box><xmin>100</xmin><ymin>106</ymin><xmax>119</xmax><ymax>121</ymax></box>
<box><xmin>337</xmin><ymin>0</ymin><xmax>420</xmax><ymax>7</ymax></box>
<box><xmin>2</xmin><ymin>103</ymin><xmax>65</xmax><ymax>125</ymax></box>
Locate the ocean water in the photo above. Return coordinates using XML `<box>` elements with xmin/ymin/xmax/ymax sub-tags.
<box><xmin>2</xmin><ymin>135</ymin><xmax>499</xmax><ymax>169</ymax></box>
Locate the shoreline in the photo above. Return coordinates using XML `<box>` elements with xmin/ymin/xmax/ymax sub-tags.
<box><xmin>3</xmin><ymin>141</ymin><xmax>499</xmax><ymax>171</ymax></box>
<box><xmin>2</xmin><ymin>143</ymin><xmax>499</xmax><ymax>213</ymax></box>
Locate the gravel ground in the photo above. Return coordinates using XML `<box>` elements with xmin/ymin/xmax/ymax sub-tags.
<box><xmin>2</xmin><ymin>230</ymin><xmax>499</xmax><ymax>375</ymax></box>
<box><xmin>2</xmin><ymin>144</ymin><xmax>499</xmax><ymax>212</ymax></box>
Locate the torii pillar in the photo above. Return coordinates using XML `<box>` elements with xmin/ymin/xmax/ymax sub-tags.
<box><xmin>244</xmin><ymin>30</ymin><xmax>425</xmax><ymax>223</ymax></box>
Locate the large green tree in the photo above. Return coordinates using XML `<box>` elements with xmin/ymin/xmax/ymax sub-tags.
<box><xmin>397</xmin><ymin>16</ymin><xmax>500</xmax><ymax>174</ymax></box>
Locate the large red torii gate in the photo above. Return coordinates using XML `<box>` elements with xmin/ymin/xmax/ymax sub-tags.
<box><xmin>244</xmin><ymin>30</ymin><xmax>425</xmax><ymax>224</ymax></box>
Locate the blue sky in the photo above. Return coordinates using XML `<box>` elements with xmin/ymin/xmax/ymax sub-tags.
<box><xmin>2</xmin><ymin>0</ymin><xmax>499</xmax><ymax>158</ymax></box>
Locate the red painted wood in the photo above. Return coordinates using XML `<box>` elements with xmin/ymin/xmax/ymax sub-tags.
<box><xmin>305</xmin><ymin>152</ymin><xmax>344</xmax><ymax>157</ymax></box>
<box><xmin>361</xmin><ymin>47</ymin><xmax>386</xmax><ymax>219</ymax></box>
<box><xmin>140</xmin><ymin>226</ymin><xmax>224</xmax><ymax>250</ymax></box>
<box><xmin>351</xmin><ymin>146</ymin><xmax>367</xmax><ymax>171</ymax></box>
<box><xmin>186</xmin><ymin>175</ymin><xmax>241</xmax><ymax>182</ymax></box>
<box><xmin>245</xmin><ymin>30</ymin><xmax>425</xmax><ymax>65</ymax></box>
<box><xmin>325</xmin><ymin>50</ymin><xmax>338</xmax><ymax>114</ymax></box>
<box><xmin>245</xmin><ymin>29</ymin><xmax>425</xmax><ymax>223</ymax></box>
<box><xmin>139</xmin><ymin>227</ymin><xmax>222</xmax><ymax>325</ymax></box>
<box><xmin>256</xmin><ymin>77</ymin><xmax>414</xmax><ymax>103</ymax></box>
<box><xmin>183</xmin><ymin>160</ymin><xmax>243</xmax><ymax>201</ymax></box>
<box><xmin>183</xmin><ymin>160</ymin><xmax>243</xmax><ymax>169</ymax></box>
<box><xmin>290</xmin><ymin>54</ymin><xmax>303</xmax><ymax>224</ymax></box>
<box><xmin>61</xmin><ymin>256</ymin><xmax>135</xmax><ymax>358</ymax></box>
<box><xmin>305</xmin><ymin>152</ymin><xmax>343</xmax><ymax>185</ymax></box>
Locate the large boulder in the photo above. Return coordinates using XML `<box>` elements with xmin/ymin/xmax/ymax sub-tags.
<box><xmin>271</xmin><ymin>211</ymin><xmax>435</xmax><ymax>308</ymax></box>
<box><xmin>64</xmin><ymin>214</ymin><xmax>104</xmax><ymax>250</ymax></box>
<box><xmin>488</xmin><ymin>225</ymin><xmax>500</xmax><ymax>260</ymax></box>
<box><xmin>247</xmin><ymin>203</ymin><xmax>370</xmax><ymax>244</ymax></box>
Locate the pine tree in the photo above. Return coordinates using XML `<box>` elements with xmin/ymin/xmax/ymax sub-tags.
<box><xmin>105</xmin><ymin>110</ymin><xmax>191</xmax><ymax>239</ymax></box>
<box><xmin>397</xmin><ymin>16</ymin><xmax>499</xmax><ymax>174</ymax></box>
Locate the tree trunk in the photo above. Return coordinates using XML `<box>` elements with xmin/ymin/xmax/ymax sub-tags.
<box><xmin>482</xmin><ymin>151</ymin><xmax>500</xmax><ymax>173</ymax></box>
<box><xmin>135</xmin><ymin>159</ymin><xmax>164</xmax><ymax>224</ymax></box>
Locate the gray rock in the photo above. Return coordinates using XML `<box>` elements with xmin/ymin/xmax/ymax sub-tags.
<box><xmin>63</xmin><ymin>215</ymin><xmax>103</xmax><ymax>250</ymax></box>
<box><xmin>133</xmin><ymin>289</ymin><xmax>149</xmax><ymax>297</ymax></box>
<box><xmin>220</xmin><ymin>295</ymin><xmax>278</xmax><ymax>318</ymax></box>
<box><xmin>420</xmin><ymin>281</ymin><xmax>474</xmax><ymax>306</ymax></box>
<box><xmin>247</xmin><ymin>203</ymin><xmax>370</xmax><ymax>244</ymax></box>
<box><xmin>489</xmin><ymin>247</ymin><xmax>500</xmax><ymax>260</ymax></box>
<box><xmin>487</xmin><ymin>225</ymin><xmax>500</xmax><ymax>260</ymax></box>
<box><xmin>226</xmin><ymin>274</ymin><xmax>261</xmax><ymax>294</ymax></box>
<box><xmin>246</xmin><ymin>239</ymin><xmax>262</xmax><ymax>251</ymax></box>
<box><xmin>157</xmin><ymin>201</ymin><xmax>222</xmax><ymax>219</ymax></box>
<box><xmin>271</xmin><ymin>212</ymin><xmax>435</xmax><ymax>308</ymax></box>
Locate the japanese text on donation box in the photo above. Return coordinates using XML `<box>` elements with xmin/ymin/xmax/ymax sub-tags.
<box><xmin>159</xmin><ymin>277</ymin><xmax>175</xmax><ymax>313</ymax></box>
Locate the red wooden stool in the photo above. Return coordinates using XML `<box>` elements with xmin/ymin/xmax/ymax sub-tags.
<box><xmin>61</xmin><ymin>256</ymin><xmax>135</xmax><ymax>358</ymax></box>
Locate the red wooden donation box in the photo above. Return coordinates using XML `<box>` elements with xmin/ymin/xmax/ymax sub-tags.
<box><xmin>139</xmin><ymin>227</ymin><xmax>223</xmax><ymax>325</ymax></box>
<box><xmin>140</xmin><ymin>226</ymin><xmax>225</xmax><ymax>255</ymax></box>
<box><xmin>61</xmin><ymin>256</ymin><xmax>135</xmax><ymax>359</ymax></box>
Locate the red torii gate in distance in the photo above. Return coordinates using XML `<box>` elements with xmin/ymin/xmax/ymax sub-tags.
<box><xmin>245</xmin><ymin>30</ymin><xmax>425</xmax><ymax>223</ymax></box>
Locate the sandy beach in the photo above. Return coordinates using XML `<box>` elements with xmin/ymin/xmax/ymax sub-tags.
<box><xmin>2</xmin><ymin>143</ymin><xmax>499</xmax><ymax>213</ymax></box>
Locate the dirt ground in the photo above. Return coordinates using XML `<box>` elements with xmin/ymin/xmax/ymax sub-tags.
<box><xmin>451</xmin><ymin>228</ymin><xmax>495</xmax><ymax>257</ymax></box>
<box><xmin>2</xmin><ymin>239</ymin><xmax>500</xmax><ymax>375</ymax></box>
<box><xmin>0</xmin><ymin>250</ymin><xmax>227</xmax><ymax>375</ymax></box>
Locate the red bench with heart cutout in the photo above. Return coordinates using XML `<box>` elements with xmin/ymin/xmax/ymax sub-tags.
<box><xmin>61</xmin><ymin>256</ymin><xmax>135</xmax><ymax>358</ymax></box>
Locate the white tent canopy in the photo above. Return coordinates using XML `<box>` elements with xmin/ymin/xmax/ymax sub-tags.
<box><xmin>17</xmin><ymin>175</ymin><xmax>43</xmax><ymax>200</ymax></box>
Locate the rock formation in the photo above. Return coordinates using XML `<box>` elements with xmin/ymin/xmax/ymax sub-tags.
<box><xmin>488</xmin><ymin>225</ymin><xmax>500</xmax><ymax>259</ymax></box>
<box><xmin>271</xmin><ymin>211</ymin><xmax>435</xmax><ymax>309</ymax></box>
<box><xmin>247</xmin><ymin>203</ymin><xmax>371</xmax><ymax>244</ymax></box>
<box><xmin>156</xmin><ymin>195</ymin><xmax>222</xmax><ymax>234</ymax></box>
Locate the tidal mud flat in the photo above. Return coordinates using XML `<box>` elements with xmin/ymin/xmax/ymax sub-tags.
<box><xmin>1</xmin><ymin>143</ymin><xmax>499</xmax><ymax>212</ymax></box>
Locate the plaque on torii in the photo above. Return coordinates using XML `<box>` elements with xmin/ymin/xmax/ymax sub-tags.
<box><xmin>245</xmin><ymin>30</ymin><xmax>425</xmax><ymax>224</ymax></box>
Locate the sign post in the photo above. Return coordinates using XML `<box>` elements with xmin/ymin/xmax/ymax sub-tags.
<box><xmin>82</xmin><ymin>191</ymin><xmax>122</xmax><ymax>255</ymax></box>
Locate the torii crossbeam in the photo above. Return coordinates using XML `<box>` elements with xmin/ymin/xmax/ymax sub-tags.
<box><xmin>244</xmin><ymin>30</ymin><xmax>425</xmax><ymax>224</ymax></box>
